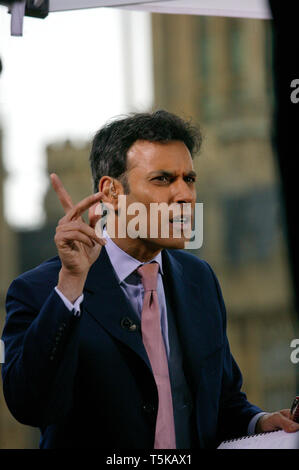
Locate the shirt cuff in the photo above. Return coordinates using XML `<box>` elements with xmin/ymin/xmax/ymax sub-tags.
<box><xmin>247</xmin><ymin>412</ymin><xmax>269</xmax><ymax>435</ymax></box>
<box><xmin>54</xmin><ymin>286</ymin><xmax>84</xmax><ymax>317</ymax></box>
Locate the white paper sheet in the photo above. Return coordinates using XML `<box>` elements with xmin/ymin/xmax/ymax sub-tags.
<box><xmin>218</xmin><ymin>430</ymin><xmax>299</xmax><ymax>449</ymax></box>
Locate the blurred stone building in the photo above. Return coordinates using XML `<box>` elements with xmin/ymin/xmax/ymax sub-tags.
<box><xmin>152</xmin><ymin>14</ymin><xmax>298</xmax><ymax>410</ymax></box>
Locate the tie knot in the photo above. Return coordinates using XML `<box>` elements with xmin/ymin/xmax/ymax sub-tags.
<box><xmin>137</xmin><ymin>262</ymin><xmax>159</xmax><ymax>292</ymax></box>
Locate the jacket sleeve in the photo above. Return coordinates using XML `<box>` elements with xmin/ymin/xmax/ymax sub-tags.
<box><xmin>1</xmin><ymin>272</ymin><xmax>82</xmax><ymax>427</ymax></box>
<box><xmin>202</xmin><ymin>261</ymin><xmax>263</xmax><ymax>443</ymax></box>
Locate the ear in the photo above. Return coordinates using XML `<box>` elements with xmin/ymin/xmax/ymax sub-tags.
<box><xmin>98</xmin><ymin>176</ymin><xmax>124</xmax><ymax>210</ymax></box>
<box><xmin>99</xmin><ymin>176</ymin><xmax>112</xmax><ymax>203</ymax></box>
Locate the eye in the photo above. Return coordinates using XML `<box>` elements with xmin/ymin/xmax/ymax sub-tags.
<box><xmin>185</xmin><ymin>176</ymin><xmax>196</xmax><ymax>183</ymax></box>
<box><xmin>152</xmin><ymin>175</ymin><xmax>170</xmax><ymax>183</ymax></box>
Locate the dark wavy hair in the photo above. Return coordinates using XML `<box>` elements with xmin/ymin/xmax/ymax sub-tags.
<box><xmin>89</xmin><ymin>109</ymin><xmax>202</xmax><ymax>193</ymax></box>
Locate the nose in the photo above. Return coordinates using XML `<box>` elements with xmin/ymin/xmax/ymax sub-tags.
<box><xmin>171</xmin><ymin>178</ymin><xmax>196</xmax><ymax>205</ymax></box>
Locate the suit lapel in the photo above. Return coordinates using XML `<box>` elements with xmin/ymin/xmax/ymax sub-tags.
<box><xmin>83</xmin><ymin>247</ymin><xmax>152</xmax><ymax>372</ymax></box>
<box><xmin>162</xmin><ymin>250</ymin><xmax>223</xmax><ymax>389</ymax></box>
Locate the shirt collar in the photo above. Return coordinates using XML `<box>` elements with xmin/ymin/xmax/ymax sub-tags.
<box><xmin>103</xmin><ymin>227</ymin><xmax>163</xmax><ymax>284</ymax></box>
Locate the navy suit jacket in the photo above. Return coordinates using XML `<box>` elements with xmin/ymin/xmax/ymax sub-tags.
<box><xmin>1</xmin><ymin>247</ymin><xmax>262</xmax><ymax>448</ymax></box>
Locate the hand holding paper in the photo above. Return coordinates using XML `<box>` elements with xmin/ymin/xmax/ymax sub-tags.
<box><xmin>255</xmin><ymin>408</ymin><xmax>299</xmax><ymax>433</ymax></box>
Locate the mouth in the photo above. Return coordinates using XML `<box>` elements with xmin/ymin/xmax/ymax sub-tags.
<box><xmin>169</xmin><ymin>216</ymin><xmax>192</xmax><ymax>230</ymax></box>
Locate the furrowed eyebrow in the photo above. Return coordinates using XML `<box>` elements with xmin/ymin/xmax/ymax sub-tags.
<box><xmin>186</xmin><ymin>171</ymin><xmax>197</xmax><ymax>178</ymax></box>
<box><xmin>149</xmin><ymin>170</ymin><xmax>197</xmax><ymax>178</ymax></box>
<box><xmin>148</xmin><ymin>170</ymin><xmax>174</xmax><ymax>177</ymax></box>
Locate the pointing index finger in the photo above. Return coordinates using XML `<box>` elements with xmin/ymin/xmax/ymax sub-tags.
<box><xmin>67</xmin><ymin>192</ymin><xmax>104</xmax><ymax>221</ymax></box>
<box><xmin>50</xmin><ymin>173</ymin><xmax>74</xmax><ymax>213</ymax></box>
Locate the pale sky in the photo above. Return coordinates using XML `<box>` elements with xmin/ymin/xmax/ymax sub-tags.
<box><xmin>0</xmin><ymin>6</ymin><xmax>153</xmax><ymax>229</ymax></box>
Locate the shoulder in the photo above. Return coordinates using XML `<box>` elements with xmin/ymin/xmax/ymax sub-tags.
<box><xmin>166</xmin><ymin>248</ymin><xmax>216</xmax><ymax>278</ymax></box>
<box><xmin>7</xmin><ymin>256</ymin><xmax>62</xmax><ymax>304</ymax></box>
<box><xmin>165</xmin><ymin>249</ymin><xmax>224</xmax><ymax>299</ymax></box>
<box><xmin>16</xmin><ymin>255</ymin><xmax>61</xmax><ymax>284</ymax></box>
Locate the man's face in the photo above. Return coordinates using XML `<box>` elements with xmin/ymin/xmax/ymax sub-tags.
<box><xmin>120</xmin><ymin>139</ymin><xmax>197</xmax><ymax>250</ymax></box>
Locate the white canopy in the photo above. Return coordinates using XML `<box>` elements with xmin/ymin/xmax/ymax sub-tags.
<box><xmin>8</xmin><ymin>0</ymin><xmax>272</xmax><ymax>36</ymax></box>
<box><xmin>49</xmin><ymin>0</ymin><xmax>272</xmax><ymax>19</ymax></box>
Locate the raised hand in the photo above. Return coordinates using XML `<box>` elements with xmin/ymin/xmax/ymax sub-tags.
<box><xmin>50</xmin><ymin>173</ymin><xmax>106</xmax><ymax>303</ymax></box>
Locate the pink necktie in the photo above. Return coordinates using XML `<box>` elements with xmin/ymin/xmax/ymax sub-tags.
<box><xmin>137</xmin><ymin>262</ymin><xmax>176</xmax><ymax>449</ymax></box>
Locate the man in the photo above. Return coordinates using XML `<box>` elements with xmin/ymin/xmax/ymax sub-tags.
<box><xmin>1</xmin><ymin>110</ymin><xmax>298</xmax><ymax>449</ymax></box>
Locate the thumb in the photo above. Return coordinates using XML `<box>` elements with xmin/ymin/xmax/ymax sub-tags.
<box><xmin>88</xmin><ymin>201</ymin><xmax>107</xmax><ymax>235</ymax></box>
